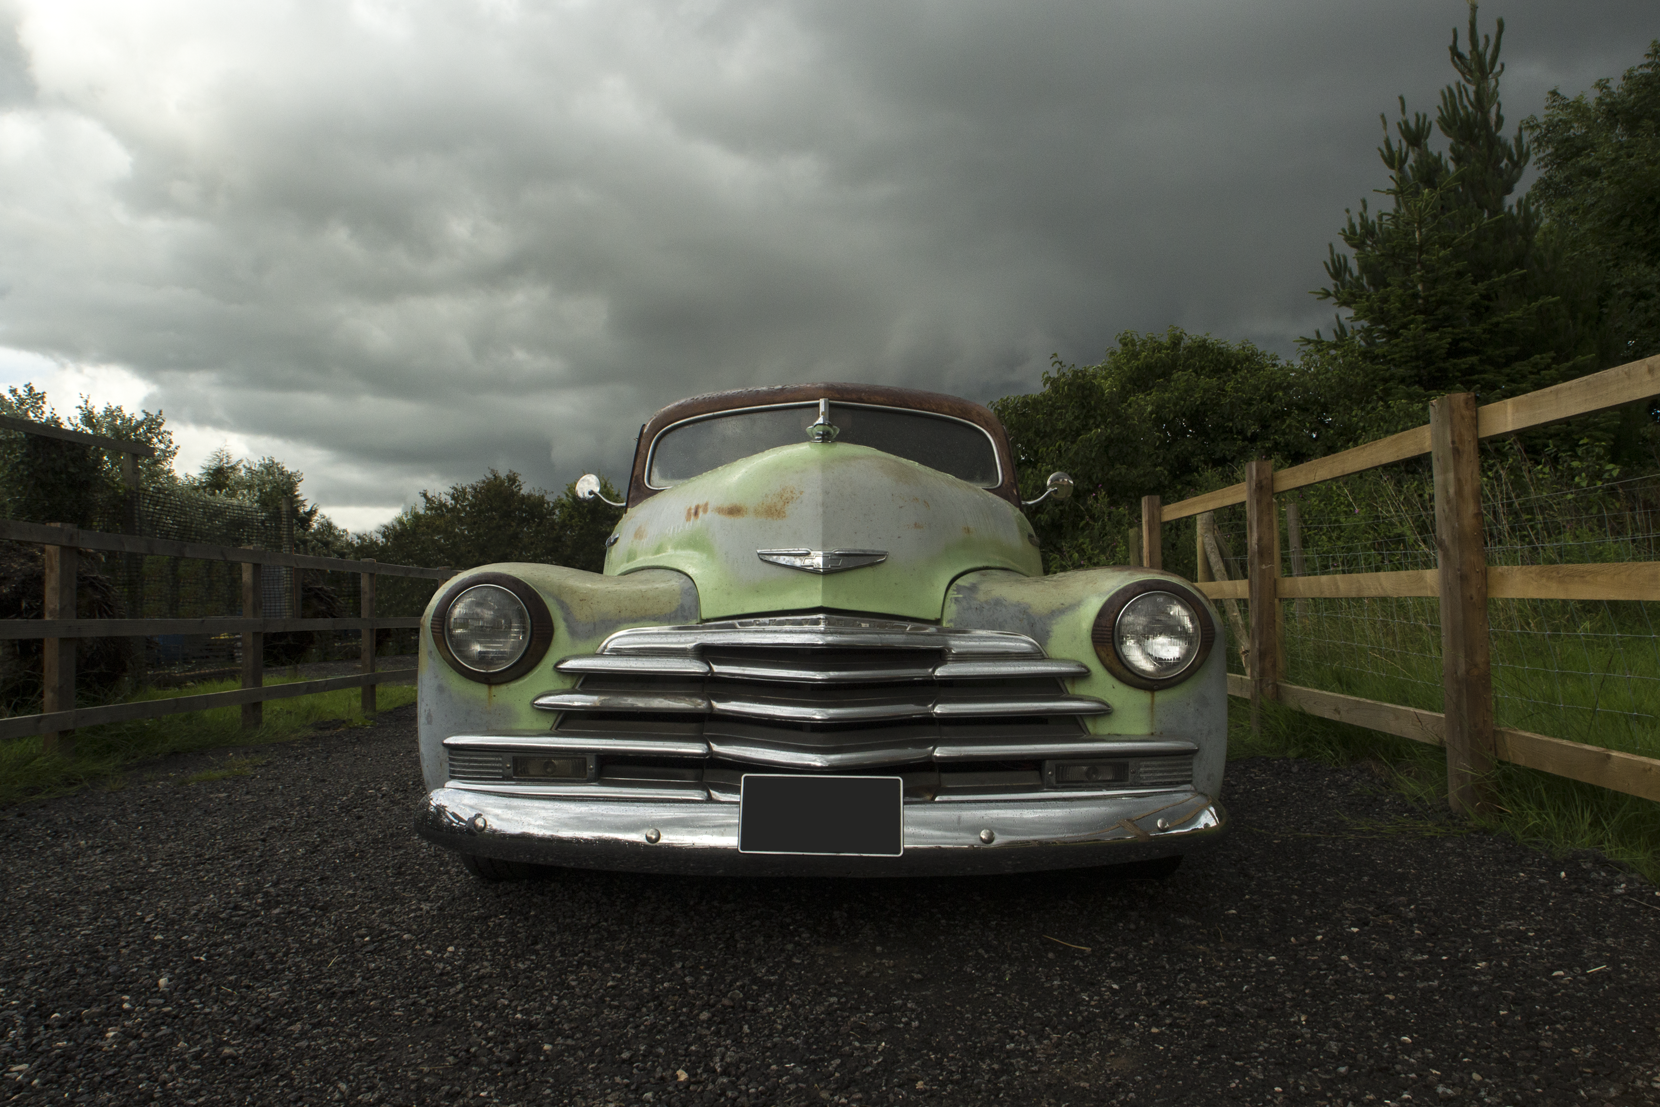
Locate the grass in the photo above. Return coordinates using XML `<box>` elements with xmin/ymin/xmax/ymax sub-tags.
<box><xmin>0</xmin><ymin>674</ymin><xmax>416</xmax><ymax>806</ymax></box>
<box><xmin>1230</xmin><ymin>689</ymin><xmax>1660</xmax><ymax>886</ymax></box>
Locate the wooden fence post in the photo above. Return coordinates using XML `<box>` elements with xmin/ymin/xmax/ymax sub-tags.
<box><xmin>1285</xmin><ymin>494</ymin><xmax>1308</xmax><ymax>617</ymax></box>
<box><xmin>41</xmin><ymin>529</ymin><xmax>76</xmax><ymax>757</ymax></box>
<box><xmin>1245</xmin><ymin>460</ymin><xmax>1280</xmax><ymax>736</ymax></box>
<box><xmin>1431</xmin><ymin>393</ymin><xmax>1496</xmax><ymax>814</ymax></box>
<box><xmin>241</xmin><ymin>559</ymin><xmax>263</xmax><ymax>730</ymax></box>
<box><xmin>361</xmin><ymin>558</ymin><xmax>377</xmax><ymax>716</ymax></box>
<box><xmin>1140</xmin><ymin>495</ymin><xmax>1162</xmax><ymax>571</ymax></box>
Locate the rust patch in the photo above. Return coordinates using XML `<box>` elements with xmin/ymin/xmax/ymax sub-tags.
<box><xmin>962</xmin><ymin>526</ymin><xmax>975</xmax><ymax>536</ymax></box>
<box><xmin>910</xmin><ymin>522</ymin><xmax>926</xmax><ymax>530</ymax></box>
<box><xmin>754</xmin><ymin>486</ymin><xmax>803</xmax><ymax>520</ymax></box>
<box><xmin>714</xmin><ymin>503</ymin><xmax>747</xmax><ymax>518</ymax></box>
<box><xmin>685</xmin><ymin>502</ymin><xmax>711</xmax><ymax>522</ymax></box>
<box><xmin>633</xmin><ymin>525</ymin><xmax>648</xmax><ymax>542</ymax></box>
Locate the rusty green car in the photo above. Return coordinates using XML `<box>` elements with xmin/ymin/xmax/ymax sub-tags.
<box><xmin>414</xmin><ymin>383</ymin><xmax>1227</xmax><ymax>877</ymax></box>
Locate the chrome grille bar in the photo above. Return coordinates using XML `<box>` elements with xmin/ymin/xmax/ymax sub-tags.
<box><xmin>592</xmin><ymin>615</ymin><xmax>1048</xmax><ymax>659</ymax></box>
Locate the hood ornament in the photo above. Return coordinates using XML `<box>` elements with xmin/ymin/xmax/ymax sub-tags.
<box><xmin>758</xmin><ymin>548</ymin><xmax>887</xmax><ymax>574</ymax></box>
<box><xmin>806</xmin><ymin>398</ymin><xmax>839</xmax><ymax>443</ymax></box>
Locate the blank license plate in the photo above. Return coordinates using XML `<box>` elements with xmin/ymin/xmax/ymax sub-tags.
<box><xmin>738</xmin><ymin>775</ymin><xmax>903</xmax><ymax>857</ymax></box>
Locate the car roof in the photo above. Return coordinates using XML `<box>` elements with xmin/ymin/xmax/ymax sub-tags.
<box><xmin>625</xmin><ymin>382</ymin><xmax>1021</xmax><ymax>508</ymax></box>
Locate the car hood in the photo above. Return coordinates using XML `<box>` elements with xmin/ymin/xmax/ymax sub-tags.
<box><xmin>604</xmin><ymin>442</ymin><xmax>1042</xmax><ymax>621</ymax></box>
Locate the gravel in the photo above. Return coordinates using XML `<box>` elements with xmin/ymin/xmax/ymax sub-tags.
<box><xmin>4</xmin><ymin>703</ymin><xmax>1659</xmax><ymax>1106</ymax></box>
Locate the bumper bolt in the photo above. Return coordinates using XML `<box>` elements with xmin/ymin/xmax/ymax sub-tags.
<box><xmin>469</xmin><ymin>814</ymin><xmax>488</xmax><ymax>832</ymax></box>
<box><xmin>645</xmin><ymin>828</ymin><xmax>661</xmax><ymax>844</ymax></box>
<box><xmin>978</xmin><ymin>829</ymin><xmax>995</xmax><ymax>844</ymax></box>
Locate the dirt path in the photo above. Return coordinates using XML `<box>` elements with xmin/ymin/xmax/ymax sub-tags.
<box><xmin>2</xmin><ymin>704</ymin><xmax>1657</xmax><ymax>1106</ymax></box>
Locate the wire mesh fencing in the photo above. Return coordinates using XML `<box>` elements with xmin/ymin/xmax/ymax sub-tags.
<box><xmin>1249</xmin><ymin>451</ymin><xmax>1660</xmax><ymax>762</ymax></box>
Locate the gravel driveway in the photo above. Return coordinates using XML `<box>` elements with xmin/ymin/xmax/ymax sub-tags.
<box><xmin>3</xmin><ymin>703</ymin><xmax>1658</xmax><ymax>1106</ymax></box>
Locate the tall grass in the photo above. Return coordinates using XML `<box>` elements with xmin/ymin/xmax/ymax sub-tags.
<box><xmin>0</xmin><ymin>674</ymin><xmax>416</xmax><ymax>805</ymax></box>
<box><xmin>1216</xmin><ymin>443</ymin><xmax>1660</xmax><ymax>884</ymax></box>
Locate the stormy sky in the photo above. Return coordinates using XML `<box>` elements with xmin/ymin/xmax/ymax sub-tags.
<box><xmin>0</xmin><ymin>1</ymin><xmax>1652</xmax><ymax>531</ymax></box>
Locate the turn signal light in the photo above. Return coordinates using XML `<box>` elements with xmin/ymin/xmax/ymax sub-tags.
<box><xmin>512</xmin><ymin>755</ymin><xmax>588</xmax><ymax>781</ymax></box>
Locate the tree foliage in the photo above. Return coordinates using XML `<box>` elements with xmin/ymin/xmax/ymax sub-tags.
<box><xmin>1527</xmin><ymin>41</ymin><xmax>1660</xmax><ymax>366</ymax></box>
<box><xmin>357</xmin><ymin>469</ymin><xmax>623</xmax><ymax>574</ymax></box>
<box><xmin>992</xmin><ymin>329</ymin><xmax>1354</xmax><ymax>571</ymax></box>
<box><xmin>0</xmin><ymin>385</ymin><xmax>179</xmax><ymax>528</ymax></box>
<box><xmin>1303</xmin><ymin>6</ymin><xmax>1595</xmax><ymax>406</ymax></box>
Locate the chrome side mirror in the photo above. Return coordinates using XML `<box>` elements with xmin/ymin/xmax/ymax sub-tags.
<box><xmin>1021</xmin><ymin>471</ymin><xmax>1074</xmax><ymax>507</ymax></box>
<box><xmin>575</xmin><ymin>473</ymin><xmax>625</xmax><ymax>508</ymax></box>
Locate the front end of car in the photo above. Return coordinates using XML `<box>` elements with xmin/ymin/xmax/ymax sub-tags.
<box><xmin>413</xmin><ymin>412</ymin><xmax>1227</xmax><ymax>876</ymax></box>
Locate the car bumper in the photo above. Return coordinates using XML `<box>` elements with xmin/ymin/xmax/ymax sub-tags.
<box><xmin>413</xmin><ymin>785</ymin><xmax>1227</xmax><ymax>876</ymax></box>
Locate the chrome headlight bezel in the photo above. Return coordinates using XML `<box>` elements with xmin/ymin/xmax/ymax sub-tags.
<box><xmin>430</xmin><ymin>573</ymin><xmax>553</xmax><ymax>684</ymax></box>
<box><xmin>1090</xmin><ymin>579</ymin><xmax>1216</xmax><ymax>690</ymax></box>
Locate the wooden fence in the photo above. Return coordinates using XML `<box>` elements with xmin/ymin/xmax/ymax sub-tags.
<box><xmin>0</xmin><ymin>517</ymin><xmax>453</xmax><ymax>755</ymax></box>
<box><xmin>1146</xmin><ymin>353</ymin><xmax>1660</xmax><ymax>813</ymax></box>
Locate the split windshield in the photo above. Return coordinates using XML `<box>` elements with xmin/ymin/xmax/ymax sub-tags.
<box><xmin>647</xmin><ymin>402</ymin><xmax>1000</xmax><ymax>488</ymax></box>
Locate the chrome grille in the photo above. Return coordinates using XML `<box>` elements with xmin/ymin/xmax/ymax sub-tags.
<box><xmin>535</xmin><ymin>615</ymin><xmax>1109</xmax><ymax>769</ymax></box>
<box><xmin>1132</xmin><ymin>755</ymin><xmax>1196</xmax><ymax>787</ymax></box>
<box><xmin>447</xmin><ymin>749</ymin><xmax>507</xmax><ymax>782</ymax></box>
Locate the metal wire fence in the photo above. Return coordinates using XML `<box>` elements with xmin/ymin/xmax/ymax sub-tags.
<box><xmin>1210</xmin><ymin>450</ymin><xmax>1660</xmax><ymax>762</ymax></box>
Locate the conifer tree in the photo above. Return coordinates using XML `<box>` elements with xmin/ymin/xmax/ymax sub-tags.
<box><xmin>1303</xmin><ymin>5</ymin><xmax>1594</xmax><ymax>410</ymax></box>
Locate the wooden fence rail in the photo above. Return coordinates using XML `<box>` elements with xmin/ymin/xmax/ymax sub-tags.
<box><xmin>1</xmin><ymin>518</ymin><xmax>452</xmax><ymax>755</ymax></box>
<box><xmin>1149</xmin><ymin>352</ymin><xmax>1660</xmax><ymax>812</ymax></box>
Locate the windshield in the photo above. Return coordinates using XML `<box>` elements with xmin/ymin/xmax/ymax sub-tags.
<box><xmin>647</xmin><ymin>402</ymin><xmax>1000</xmax><ymax>488</ymax></box>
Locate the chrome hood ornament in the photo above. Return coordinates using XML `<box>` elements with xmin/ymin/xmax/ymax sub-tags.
<box><xmin>757</xmin><ymin>548</ymin><xmax>887</xmax><ymax>574</ymax></box>
<box><xmin>805</xmin><ymin>398</ymin><xmax>839</xmax><ymax>443</ymax></box>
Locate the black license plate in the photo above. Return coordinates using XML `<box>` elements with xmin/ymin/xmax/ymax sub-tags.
<box><xmin>738</xmin><ymin>775</ymin><xmax>904</xmax><ymax>857</ymax></box>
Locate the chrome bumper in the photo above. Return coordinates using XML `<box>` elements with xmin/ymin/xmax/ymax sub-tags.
<box><xmin>413</xmin><ymin>786</ymin><xmax>1226</xmax><ymax>876</ymax></box>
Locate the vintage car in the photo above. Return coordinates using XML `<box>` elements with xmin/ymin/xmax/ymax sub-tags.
<box><xmin>413</xmin><ymin>383</ymin><xmax>1227</xmax><ymax>878</ymax></box>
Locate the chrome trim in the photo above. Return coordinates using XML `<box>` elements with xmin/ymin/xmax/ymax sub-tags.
<box><xmin>934</xmin><ymin>659</ymin><xmax>1090</xmax><ymax>679</ymax></box>
<box><xmin>414</xmin><ymin>787</ymin><xmax>1226</xmax><ymax>876</ymax></box>
<box><xmin>931</xmin><ymin>695</ymin><xmax>1110</xmax><ymax>718</ymax></box>
<box><xmin>443</xmin><ymin>734</ymin><xmax>711</xmax><ymax>758</ymax></box>
<box><xmin>708</xmin><ymin>695</ymin><xmax>933</xmax><ymax>724</ymax></box>
<box><xmin>806</xmin><ymin>397</ymin><xmax>839</xmax><ymax>443</ymax></box>
<box><xmin>532</xmin><ymin>691</ymin><xmax>711</xmax><ymax>714</ymax></box>
<box><xmin>1021</xmin><ymin>470</ymin><xmax>1075</xmax><ymax>507</ymax></box>
<box><xmin>929</xmin><ymin>786</ymin><xmax>1186</xmax><ymax>804</ymax></box>
<box><xmin>594</xmin><ymin>615</ymin><xmax>1047</xmax><ymax>658</ymax></box>
<box><xmin>708</xmin><ymin>657</ymin><xmax>937</xmax><ymax>683</ymax></box>
<box><xmin>556</xmin><ymin>656</ymin><xmax>712</xmax><ymax>677</ymax></box>
<box><xmin>932</xmin><ymin>739</ymin><xmax>1197</xmax><ymax>761</ymax></box>
<box><xmin>704</xmin><ymin>739</ymin><xmax>936</xmax><ymax>771</ymax></box>
<box><xmin>574</xmin><ymin>473</ymin><xmax>625</xmax><ymax>509</ymax></box>
<box><xmin>443</xmin><ymin>780</ymin><xmax>710</xmax><ymax>801</ymax></box>
<box><xmin>756</xmin><ymin>548</ymin><xmax>888</xmax><ymax>574</ymax></box>
<box><xmin>644</xmin><ymin>399</ymin><xmax>1003</xmax><ymax>491</ymax></box>
<box><xmin>535</xmin><ymin>691</ymin><xmax>1112</xmax><ymax>724</ymax></box>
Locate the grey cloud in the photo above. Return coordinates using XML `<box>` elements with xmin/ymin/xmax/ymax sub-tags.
<box><xmin>0</xmin><ymin>0</ymin><xmax>1652</xmax><ymax>524</ymax></box>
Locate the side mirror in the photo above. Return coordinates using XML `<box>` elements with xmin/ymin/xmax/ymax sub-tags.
<box><xmin>1021</xmin><ymin>471</ymin><xmax>1074</xmax><ymax>507</ymax></box>
<box><xmin>575</xmin><ymin>474</ymin><xmax>625</xmax><ymax>508</ymax></box>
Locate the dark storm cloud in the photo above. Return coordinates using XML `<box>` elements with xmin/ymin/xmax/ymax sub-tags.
<box><xmin>0</xmin><ymin>0</ymin><xmax>1652</xmax><ymax>525</ymax></box>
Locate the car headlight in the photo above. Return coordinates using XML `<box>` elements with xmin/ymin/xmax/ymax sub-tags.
<box><xmin>1092</xmin><ymin>581</ymin><xmax>1215</xmax><ymax>690</ymax></box>
<box><xmin>430</xmin><ymin>573</ymin><xmax>553</xmax><ymax>683</ymax></box>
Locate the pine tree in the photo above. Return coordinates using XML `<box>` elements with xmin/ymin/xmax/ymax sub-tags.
<box><xmin>1303</xmin><ymin>5</ymin><xmax>1594</xmax><ymax>409</ymax></box>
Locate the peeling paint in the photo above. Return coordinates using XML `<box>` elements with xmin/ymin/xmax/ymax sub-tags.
<box><xmin>600</xmin><ymin>443</ymin><xmax>1039</xmax><ymax>621</ymax></box>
